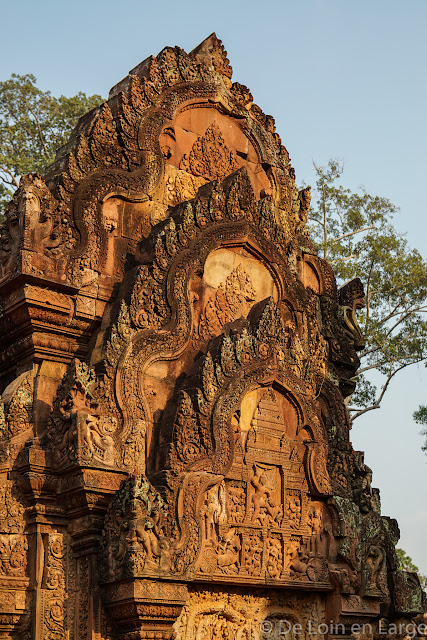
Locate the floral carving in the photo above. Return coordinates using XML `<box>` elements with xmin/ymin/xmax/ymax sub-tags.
<box><xmin>41</xmin><ymin>532</ymin><xmax>76</xmax><ymax>640</ymax></box>
<box><xmin>186</xmin><ymin>123</ymin><xmax>238</xmax><ymax>182</ymax></box>
<box><xmin>0</xmin><ymin>483</ymin><xmax>25</xmax><ymax>534</ymax></box>
<box><xmin>0</xmin><ymin>372</ymin><xmax>34</xmax><ymax>438</ymax></box>
<box><xmin>196</xmin><ymin>264</ymin><xmax>256</xmax><ymax>343</ymax></box>
<box><xmin>0</xmin><ymin>535</ymin><xmax>27</xmax><ymax>577</ymax></box>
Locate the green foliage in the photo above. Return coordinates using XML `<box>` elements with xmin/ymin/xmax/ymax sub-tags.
<box><xmin>413</xmin><ymin>405</ymin><xmax>427</xmax><ymax>452</ymax></box>
<box><xmin>396</xmin><ymin>548</ymin><xmax>427</xmax><ymax>590</ymax></box>
<box><xmin>0</xmin><ymin>73</ymin><xmax>102</xmax><ymax>217</ymax></box>
<box><xmin>309</xmin><ymin>160</ymin><xmax>427</xmax><ymax>421</ymax></box>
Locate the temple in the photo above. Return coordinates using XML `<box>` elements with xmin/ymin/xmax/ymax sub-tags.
<box><xmin>0</xmin><ymin>34</ymin><xmax>424</xmax><ymax>639</ymax></box>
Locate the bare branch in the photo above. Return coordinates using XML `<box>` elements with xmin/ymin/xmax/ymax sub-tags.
<box><xmin>308</xmin><ymin>217</ymin><xmax>324</xmax><ymax>226</ymax></box>
<box><xmin>351</xmin><ymin>360</ymin><xmax>422</xmax><ymax>420</ymax></box>
<box><xmin>26</xmin><ymin>104</ymin><xmax>49</xmax><ymax>157</ymax></box>
<box><xmin>0</xmin><ymin>165</ymin><xmax>19</xmax><ymax>188</ymax></box>
<box><xmin>329</xmin><ymin>254</ymin><xmax>357</xmax><ymax>264</ymax></box>
<box><xmin>359</xmin><ymin>345</ymin><xmax>383</xmax><ymax>359</ymax></box>
<box><xmin>365</xmin><ymin>259</ymin><xmax>375</xmax><ymax>327</ymax></box>
<box><xmin>332</xmin><ymin>225</ymin><xmax>375</xmax><ymax>243</ymax></box>
<box><xmin>357</xmin><ymin>362</ymin><xmax>389</xmax><ymax>375</ymax></box>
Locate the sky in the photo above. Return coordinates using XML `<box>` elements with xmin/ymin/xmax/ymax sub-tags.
<box><xmin>1</xmin><ymin>0</ymin><xmax>426</xmax><ymax>572</ymax></box>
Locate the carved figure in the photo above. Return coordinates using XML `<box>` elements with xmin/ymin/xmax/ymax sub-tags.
<box><xmin>366</xmin><ymin>544</ymin><xmax>386</xmax><ymax>592</ymax></box>
<box><xmin>217</xmin><ymin>529</ymin><xmax>241</xmax><ymax>574</ymax></box>
<box><xmin>243</xmin><ymin>536</ymin><xmax>262</xmax><ymax>576</ymax></box>
<box><xmin>286</xmin><ymin>539</ymin><xmax>309</xmax><ymax>576</ymax></box>
<box><xmin>81</xmin><ymin>414</ymin><xmax>116</xmax><ymax>465</ymax></box>
<box><xmin>289</xmin><ymin>332</ymin><xmax>306</xmax><ymax>377</ymax></box>
<box><xmin>297</xmin><ymin>186</ymin><xmax>312</xmax><ymax>223</ymax></box>
<box><xmin>227</xmin><ymin>484</ymin><xmax>246</xmax><ymax>523</ymax></box>
<box><xmin>125</xmin><ymin>501</ymin><xmax>162</xmax><ymax>567</ymax></box>
<box><xmin>101</xmin><ymin>473</ymin><xmax>170</xmax><ymax>578</ymax></box>
<box><xmin>250</xmin><ymin>469</ymin><xmax>278</xmax><ymax>525</ymax></box>
<box><xmin>201</xmin><ymin>482</ymin><xmax>227</xmax><ymax>543</ymax></box>
<box><xmin>308</xmin><ymin>507</ymin><xmax>322</xmax><ymax>536</ymax></box>
<box><xmin>287</xmin><ymin>493</ymin><xmax>302</xmax><ymax>529</ymax></box>
<box><xmin>266</xmin><ymin>537</ymin><xmax>283</xmax><ymax>579</ymax></box>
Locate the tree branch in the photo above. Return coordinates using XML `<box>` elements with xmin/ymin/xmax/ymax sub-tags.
<box><xmin>351</xmin><ymin>360</ymin><xmax>422</xmax><ymax>420</ymax></box>
<box><xmin>329</xmin><ymin>254</ymin><xmax>357</xmax><ymax>264</ymax></box>
<box><xmin>365</xmin><ymin>259</ymin><xmax>375</xmax><ymax>328</ymax></box>
<box><xmin>27</xmin><ymin>104</ymin><xmax>49</xmax><ymax>157</ymax></box>
<box><xmin>308</xmin><ymin>216</ymin><xmax>324</xmax><ymax>226</ymax></box>
<box><xmin>0</xmin><ymin>165</ymin><xmax>19</xmax><ymax>188</ymax></box>
<box><xmin>332</xmin><ymin>225</ymin><xmax>375</xmax><ymax>243</ymax></box>
<box><xmin>20</xmin><ymin>94</ymin><xmax>49</xmax><ymax>157</ymax></box>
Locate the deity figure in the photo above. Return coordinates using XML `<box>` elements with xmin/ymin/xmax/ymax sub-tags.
<box><xmin>201</xmin><ymin>482</ymin><xmax>227</xmax><ymax>543</ymax></box>
<box><xmin>250</xmin><ymin>469</ymin><xmax>278</xmax><ymax>525</ymax></box>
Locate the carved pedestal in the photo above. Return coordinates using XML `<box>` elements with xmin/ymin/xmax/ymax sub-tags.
<box><xmin>102</xmin><ymin>580</ymin><xmax>187</xmax><ymax>640</ymax></box>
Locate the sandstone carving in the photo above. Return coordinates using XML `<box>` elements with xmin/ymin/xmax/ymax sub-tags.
<box><xmin>0</xmin><ymin>33</ymin><xmax>423</xmax><ymax>639</ymax></box>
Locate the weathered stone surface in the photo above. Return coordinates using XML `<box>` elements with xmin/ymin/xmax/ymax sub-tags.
<box><xmin>0</xmin><ymin>33</ymin><xmax>423</xmax><ymax>639</ymax></box>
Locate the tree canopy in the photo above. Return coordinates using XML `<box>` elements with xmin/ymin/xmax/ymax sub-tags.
<box><xmin>413</xmin><ymin>405</ymin><xmax>427</xmax><ymax>453</ymax></box>
<box><xmin>308</xmin><ymin>160</ymin><xmax>427</xmax><ymax>421</ymax></box>
<box><xmin>396</xmin><ymin>548</ymin><xmax>427</xmax><ymax>590</ymax></box>
<box><xmin>0</xmin><ymin>73</ymin><xmax>102</xmax><ymax>215</ymax></box>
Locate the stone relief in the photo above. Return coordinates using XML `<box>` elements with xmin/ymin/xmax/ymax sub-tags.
<box><xmin>287</xmin><ymin>491</ymin><xmax>302</xmax><ymax>530</ymax></box>
<box><xmin>195</xmin><ymin>264</ymin><xmax>256</xmax><ymax>343</ymax></box>
<box><xmin>184</xmin><ymin>122</ymin><xmax>238</xmax><ymax>181</ymax></box>
<box><xmin>100</xmin><ymin>473</ymin><xmax>171</xmax><ymax>580</ymax></box>
<box><xmin>173</xmin><ymin>589</ymin><xmax>325</xmax><ymax>640</ymax></box>
<box><xmin>0</xmin><ymin>371</ymin><xmax>34</xmax><ymax>438</ymax></box>
<box><xmin>249</xmin><ymin>466</ymin><xmax>280</xmax><ymax>526</ymax></box>
<box><xmin>0</xmin><ymin>173</ymin><xmax>75</xmax><ymax>281</ymax></box>
<box><xmin>40</xmin><ymin>532</ymin><xmax>76</xmax><ymax>640</ymax></box>
<box><xmin>47</xmin><ymin>359</ymin><xmax>119</xmax><ymax>469</ymax></box>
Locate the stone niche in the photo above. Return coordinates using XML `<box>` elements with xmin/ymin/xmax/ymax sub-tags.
<box><xmin>158</xmin><ymin>105</ymin><xmax>272</xmax><ymax>197</ymax></box>
<box><xmin>0</xmin><ymin>33</ymin><xmax>424</xmax><ymax>640</ymax></box>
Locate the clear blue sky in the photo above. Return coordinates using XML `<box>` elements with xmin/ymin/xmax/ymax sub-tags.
<box><xmin>2</xmin><ymin>0</ymin><xmax>426</xmax><ymax>572</ymax></box>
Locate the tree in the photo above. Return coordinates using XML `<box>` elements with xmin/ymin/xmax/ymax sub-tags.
<box><xmin>396</xmin><ymin>548</ymin><xmax>427</xmax><ymax>591</ymax></box>
<box><xmin>0</xmin><ymin>73</ymin><xmax>102</xmax><ymax>216</ymax></box>
<box><xmin>308</xmin><ymin>160</ymin><xmax>427</xmax><ymax>420</ymax></box>
<box><xmin>413</xmin><ymin>406</ymin><xmax>427</xmax><ymax>453</ymax></box>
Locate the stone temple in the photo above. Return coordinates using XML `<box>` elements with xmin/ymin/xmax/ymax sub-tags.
<box><xmin>0</xmin><ymin>34</ymin><xmax>424</xmax><ymax>640</ymax></box>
